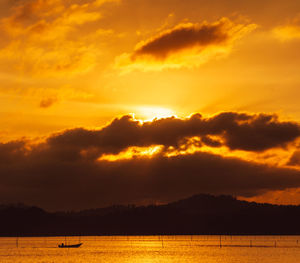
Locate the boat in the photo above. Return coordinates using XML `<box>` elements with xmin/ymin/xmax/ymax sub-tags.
<box><xmin>58</xmin><ymin>243</ymin><xmax>83</xmax><ymax>248</ymax></box>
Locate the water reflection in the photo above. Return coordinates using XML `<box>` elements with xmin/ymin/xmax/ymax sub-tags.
<box><xmin>1</xmin><ymin>236</ymin><xmax>300</xmax><ymax>263</ymax></box>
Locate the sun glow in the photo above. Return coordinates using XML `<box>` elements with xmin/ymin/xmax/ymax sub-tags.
<box><xmin>98</xmin><ymin>145</ymin><xmax>163</xmax><ymax>162</ymax></box>
<box><xmin>136</xmin><ymin>106</ymin><xmax>176</xmax><ymax>121</ymax></box>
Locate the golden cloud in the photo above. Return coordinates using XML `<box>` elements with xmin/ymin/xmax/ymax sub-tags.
<box><xmin>273</xmin><ymin>26</ymin><xmax>300</xmax><ymax>41</ymax></box>
<box><xmin>115</xmin><ymin>17</ymin><xmax>257</xmax><ymax>72</ymax></box>
<box><xmin>273</xmin><ymin>14</ymin><xmax>300</xmax><ymax>41</ymax></box>
<box><xmin>0</xmin><ymin>0</ymin><xmax>118</xmax><ymax>77</ymax></box>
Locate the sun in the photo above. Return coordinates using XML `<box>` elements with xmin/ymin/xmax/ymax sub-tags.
<box><xmin>136</xmin><ymin>106</ymin><xmax>176</xmax><ymax>121</ymax></box>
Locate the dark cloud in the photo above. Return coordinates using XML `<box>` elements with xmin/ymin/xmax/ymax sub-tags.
<box><xmin>0</xmin><ymin>140</ymin><xmax>27</xmax><ymax>163</ymax></box>
<box><xmin>1</xmin><ymin>145</ymin><xmax>300</xmax><ymax>211</ymax></box>
<box><xmin>39</xmin><ymin>97</ymin><xmax>57</xmax><ymax>108</ymax></box>
<box><xmin>287</xmin><ymin>151</ymin><xmax>300</xmax><ymax>166</ymax></box>
<box><xmin>0</xmin><ymin>111</ymin><xmax>300</xmax><ymax>210</ymax></box>
<box><xmin>205</xmin><ymin>112</ymin><xmax>300</xmax><ymax>151</ymax></box>
<box><xmin>201</xmin><ymin>135</ymin><xmax>222</xmax><ymax>147</ymax></box>
<box><xmin>132</xmin><ymin>19</ymin><xmax>230</xmax><ymax>60</ymax></box>
<box><xmin>46</xmin><ymin>111</ymin><xmax>300</xmax><ymax>154</ymax></box>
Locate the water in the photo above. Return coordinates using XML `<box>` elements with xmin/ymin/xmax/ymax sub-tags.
<box><xmin>1</xmin><ymin>236</ymin><xmax>300</xmax><ymax>262</ymax></box>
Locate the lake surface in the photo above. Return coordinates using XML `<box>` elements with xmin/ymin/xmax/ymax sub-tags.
<box><xmin>1</xmin><ymin>235</ymin><xmax>300</xmax><ymax>262</ymax></box>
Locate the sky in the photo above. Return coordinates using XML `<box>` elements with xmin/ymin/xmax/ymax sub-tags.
<box><xmin>1</xmin><ymin>0</ymin><xmax>300</xmax><ymax>210</ymax></box>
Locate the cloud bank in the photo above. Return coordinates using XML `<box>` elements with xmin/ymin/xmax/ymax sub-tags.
<box><xmin>46</xmin><ymin>111</ymin><xmax>300</xmax><ymax>154</ymax></box>
<box><xmin>1</xmin><ymin>111</ymin><xmax>300</xmax><ymax>210</ymax></box>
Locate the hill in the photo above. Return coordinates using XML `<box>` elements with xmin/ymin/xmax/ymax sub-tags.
<box><xmin>1</xmin><ymin>194</ymin><xmax>300</xmax><ymax>236</ymax></box>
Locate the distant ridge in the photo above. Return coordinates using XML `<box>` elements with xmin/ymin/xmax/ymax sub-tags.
<box><xmin>1</xmin><ymin>194</ymin><xmax>300</xmax><ymax>236</ymax></box>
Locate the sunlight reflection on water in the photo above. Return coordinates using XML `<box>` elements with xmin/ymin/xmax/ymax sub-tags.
<box><xmin>1</xmin><ymin>236</ymin><xmax>300</xmax><ymax>263</ymax></box>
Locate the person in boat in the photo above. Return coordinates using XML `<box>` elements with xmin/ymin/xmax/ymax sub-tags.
<box><xmin>61</xmin><ymin>243</ymin><xmax>64</xmax><ymax>247</ymax></box>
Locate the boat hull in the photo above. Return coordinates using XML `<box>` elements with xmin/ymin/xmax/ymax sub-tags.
<box><xmin>58</xmin><ymin>243</ymin><xmax>82</xmax><ymax>248</ymax></box>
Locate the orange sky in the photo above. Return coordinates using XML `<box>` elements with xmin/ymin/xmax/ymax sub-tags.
<box><xmin>1</xmin><ymin>0</ymin><xmax>300</xmax><ymax>209</ymax></box>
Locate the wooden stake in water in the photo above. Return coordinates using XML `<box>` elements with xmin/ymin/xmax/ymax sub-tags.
<box><xmin>16</xmin><ymin>237</ymin><xmax>18</xmax><ymax>248</ymax></box>
<box><xmin>219</xmin><ymin>235</ymin><xmax>222</xmax><ymax>248</ymax></box>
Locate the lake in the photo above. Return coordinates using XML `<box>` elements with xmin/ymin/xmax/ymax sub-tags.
<box><xmin>1</xmin><ymin>235</ymin><xmax>300</xmax><ymax>262</ymax></box>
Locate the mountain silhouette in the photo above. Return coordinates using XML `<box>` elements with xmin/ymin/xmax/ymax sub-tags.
<box><xmin>1</xmin><ymin>194</ymin><xmax>300</xmax><ymax>236</ymax></box>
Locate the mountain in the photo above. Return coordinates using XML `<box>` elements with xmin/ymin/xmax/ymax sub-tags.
<box><xmin>1</xmin><ymin>194</ymin><xmax>300</xmax><ymax>236</ymax></box>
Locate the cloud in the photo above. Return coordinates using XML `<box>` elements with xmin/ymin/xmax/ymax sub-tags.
<box><xmin>46</xmin><ymin>112</ymin><xmax>300</xmax><ymax>154</ymax></box>
<box><xmin>39</xmin><ymin>97</ymin><xmax>57</xmax><ymax>108</ymax></box>
<box><xmin>273</xmin><ymin>26</ymin><xmax>300</xmax><ymax>41</ymax></box>
<box><xmin>0</xmin><ymin>0</ymin><xmax>118</xmax><ymax>77</ymax></box>
<box><xmin>133</xmin><ymin>21</ymin><xmax>228</xmax><ymax>60</ymax></box>
<box><xmin>0</xmin><ymin>140</ymin><xmax>27</xmax><ymax>163</ymax></box>
<box><xmin>0</xmin><ymin>111</ymin><xmax>300</xmax><ymax>210</ymax></box>
<box><xmin>287</xmin><ymin>151</ymin><xmax>300</xmax><ymax>166</ymax></box>
<box><xmin>201</xmin><ymin>135</ymin><xmax>222</xmax><ymax>148</ymax></box>
<box><xmin>273</xmin><ymin>14</ymin><xmax>300</xmax><ymax>41</ymax></box>
<box><xmin>1</xmin><ymin>141</ymin><xmax>300</xmax><ymax>211</ymax></box>
<box><xmin>116</xmin><ymin>17</ymin><xmax>257</xmax><ymax>71</ymax></box>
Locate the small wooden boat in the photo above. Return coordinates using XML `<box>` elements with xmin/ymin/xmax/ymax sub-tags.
<box><xmin>58</xmin><ymin>243</ymin><xmax>82</xmax><ymax>248</ymax></box>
